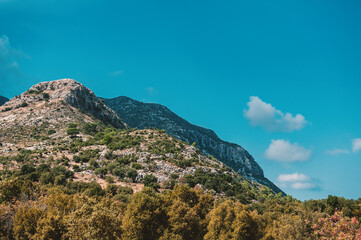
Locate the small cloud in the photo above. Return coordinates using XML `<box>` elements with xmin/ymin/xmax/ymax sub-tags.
<box><xmin>244</xmin><ymin>96</ymin><xmax>308</xmax><ymax>132</ymax></box>
<box><xmin>147</xmin><ymin>87</ymin><xmax>156</xmax><ymax>96</ymax></box>
<box><xmin>109</xmin><ymin>70</ymin><xmax>123</xmax><ymax>76</ymax></box>
<box><xmin>277</xmin><ymin>173</ymin><xmax>319</xmax><ymax>190</ymax></box>
<box><xmin>352</xmin><ymin>138</ymin><xmax>361</xmax><ymax>153</ymax></box>
<box><xmin>265</xmin><ymin>139</ymin><xmax>311</xmax><ymax>162</ymax></box>
<box><xmin>0</xmin><ymin>35</ymin><xmax>28</xmax><ymax>96</ymax></box>
<box><xmin>277</xmin><ymin>173</ymin><xmax>310</xmax><ymax>182</ymax></box>
<box><xmin>325</xmin><ymin>148</ymin><xmax>350</xmax><ymax>155</ymax></box>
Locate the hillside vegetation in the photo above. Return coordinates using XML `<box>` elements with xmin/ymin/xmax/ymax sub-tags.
<box><xmin>0</xmin><ymin>79</ymin><xmax>360</xmax><ymax>239</ymax></box>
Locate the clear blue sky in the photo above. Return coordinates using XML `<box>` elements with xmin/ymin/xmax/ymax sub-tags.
<box><xmin>1</xmin><ymin>0</ymin><xmax>360</xmax><ymax>200</ymax></box>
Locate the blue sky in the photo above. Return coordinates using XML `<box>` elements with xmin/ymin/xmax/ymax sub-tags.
<box><xmin>1</xmin><ymin>0</ymin><xmax>360</xmax><ymax>200</ymax></box>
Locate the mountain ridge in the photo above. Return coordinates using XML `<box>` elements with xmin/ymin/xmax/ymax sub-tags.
<box><xmin>103</xmin><ymin>96</ymin><xmax>283</xmax><ymax>194</ymax></box>
<box><xmin>0</xmin><ymin>79</ymin><xmax>272</xmax><ymax>202</ymax></box>
<box><xmin>0</xmin><ymin>96</ymin><xmax>8</xmax><ymax>106</ymax></box>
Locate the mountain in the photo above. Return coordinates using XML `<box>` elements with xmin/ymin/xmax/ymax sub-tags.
<box><xmin>0</xmin><ymin>96</ymin><xmax>8</xmax><ymax>106</ymax></box>
<box><xmin>0</xmin><ymin>79</ymin><xmax>273</xmax><ymax>203</ymax></box>
<box><xmin>0</xmin><ymin>79</ymin><xmax>127</xmax><ymax>143</ymax></box>
<box><xmin>103</xmin><ymin>96</ymin><xmax>283</xmax><ymax>194</ymax></box>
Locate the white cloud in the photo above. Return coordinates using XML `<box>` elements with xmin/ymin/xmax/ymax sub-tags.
<box><xmin>147</xmin><ymin>87</ymin><xmax>157</xmax><ymax>96</ymax></box>
<box><xmin>277</xmin><ymin>173</ymin><xmax>318</xmax><ymax>190</ymax></box>
<box><xmin>109</xmin><ymin>70</ymin><xmax>123</xmax><ymax>76</ymax></box>
<box><xmin>352</xmin><ymin>138</ymin><xmax>361</xmax><ymax>153</ymax></box>
<box><xmin>244</xmin><ymin>96</ymin><xmax>307</xmax><ymax>132</ymax></box>
<box><xmin>325</xmin><ymin>148</ymin><xmax>350</xmax><ymax>155</ymax></box>
<box><xmin>0</xmin><ymin>35</ymin><xmax>27</xmax><ymax>96</ymax></box>
<box><xmin>265</xmin><ymin>139</ymin><xmax>311</xmax><ymax>162</ymax></box>
<box><xmin>277</xmin><ymin>173</ymin><xmax>310</xmax><ymax>182</ymax></box>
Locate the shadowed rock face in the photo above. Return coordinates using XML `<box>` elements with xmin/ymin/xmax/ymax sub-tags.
<box><xmin>103</xmin><ymin>96</ymin><xmax>284</xmax><ymax>194</ymax></box>
<box><xmin>0</xmin><ymin>96</ymin><xmax>8</xmax><ymax>106</ymax></box>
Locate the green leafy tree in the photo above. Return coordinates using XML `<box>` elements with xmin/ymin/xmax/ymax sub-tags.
<box><xmin>67</xmin><ymin>123</ymin><xmax>80</xmax><ymax>138</ymax></box>
<box><xmin>122</xmin><ymin>188</ymin><xmax>167</xmax><ymax>240</ymax></box>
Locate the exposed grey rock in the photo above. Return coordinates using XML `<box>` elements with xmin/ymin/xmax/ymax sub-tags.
<box><xmin>27</xmin><ymin>79</ymin><xmax>128</xmax><ymax>129</ymax></box>
<box><xmin>103</xmin><ymin>96</ymin><xmax>284</xmax><ymax>194</ymax></box>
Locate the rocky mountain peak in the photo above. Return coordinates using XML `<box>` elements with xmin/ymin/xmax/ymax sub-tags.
<box><xmin>0</xmin><ymin>79</ymin><xmax>127</xmax><ymax>144</ymax></box>
<box><xmin>30</xmin><ymin>79</ymin><xmax>125</xmax><ymax>127</ymax></box>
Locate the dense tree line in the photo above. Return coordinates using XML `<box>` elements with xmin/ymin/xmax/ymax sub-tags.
<box><xmin>0</xmin><ymin>176</ymin><xmax>361</xmax><ymax>239</ymax></box>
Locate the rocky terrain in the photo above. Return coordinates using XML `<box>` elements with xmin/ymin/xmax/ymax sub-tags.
<box><xmin>104</xmin><ymin>96</ymin><xmax>283</xmax><ymax>194</ymax></box>
<box><xmin>0</xmin><ymin>79</ymin><xmax>127</xmax><ymax>144</ymax></box>
<box><xmin>0</xmin><ymin>79</ymin><xmax>274</xmax><ymax>201</ymax></box>
<box><xmin>0</xmin><ymin>96</ymin><xmax>8</xmax><ymax>106</ymax></box>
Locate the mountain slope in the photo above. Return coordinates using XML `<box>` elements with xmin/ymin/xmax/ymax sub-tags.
<box><xmin>103</xmin><ymin>96</ymin><xmax>283</xmax><ymax>194</ymax></box>
<box><xmin>0</xmin><ymin>79</ymin><xmax>271</xmax><ymax>202</ymax></box>
<box><xmin>0</xmin><ymin>96</ymin><xmax>8</xmax><ymax>106</ymax></box>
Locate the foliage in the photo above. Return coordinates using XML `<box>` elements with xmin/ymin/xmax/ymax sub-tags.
<box><xmin>143</xmin><ymin>174</ymin><xmax>160</xmax><ymax>190</ymax></box>
<box><xmin>204</xmin><ymin>200</ymin><xmax>263</xmax><ymax>240</ymax></box>
<box><xmin>83</xmin><ymin>123</ymin><xmax>99</xmax><ymax>136</ymax></box>
<box><xmin>67</xmin><ymin>123</ymin><xmax>80</xmax><ymax>138</ymax></box>
<box><xmin>313</xmin><ymin>211</ymin><xmax>361</xmax><ymax>239</ymax></box>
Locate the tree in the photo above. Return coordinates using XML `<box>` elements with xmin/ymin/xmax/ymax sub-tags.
<box><xmin>83</xmin><ymin>123</ymin><xmax>98</xmax><ymax>135</ymax></box>
<box><xmin>313</xmin><ymin>211</ymin><xmax>361</xmax><ymax>239</ymax></box>
<box><xmin>67</xmin><ymin>196</ymin><xmax>123</xmax><ymax>240</ymax></box>
<box><xmin>204</xmin><ymin>200</ymin><xmax>263</xmax><ymax>240</ymax></box>
<box><xmin>161</xmin><ymin>185</ymin><xmax>213</xmax><ymax>239</ymax></box>
<box><xmin>126</xmin><ymin>168</ymin><xmax>138</xmax><ymax>182</ymax></box>
<box><xmin>67</xmin><ymin>123</ymin><xmax>80</xmax><ymax>138</ymax></box>
<box><xmin>13</xmin><ymin>204</ymin><xmax>43</xmax><ymax>239</ymax></box>
<box><xmin>122</xmin><ymin>188</ymin><xmax>167</xmax><ymax>240</ymax></box>
<box><xmin>42</xmin><ymin>92</ymin><xmax>50</xmax><ymax>100</ymax></box>
<box><xmin>143</xmin><ymin>174</ymin><xmax>159</xmax><ymax>190</ymax></box>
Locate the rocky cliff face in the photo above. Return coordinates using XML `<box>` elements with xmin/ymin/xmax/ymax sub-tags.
<box><xmin>0</xmin><ymin>96</ymin><xmax>8</xmax><ymax>106</ymax></box>
<box><xmin>103</xmin><ymin>96</ymin><xmax>283</xmax><ymax>194</ymax></box>
<box><xmin>0</xmin><ymin>79</ymin><xmax>127</xmax><ymax>144</ymax></box>
<box><xmin>26</xmin><ymin>79</ymin><xmax>127</xmax><ymax>129</ymax></box>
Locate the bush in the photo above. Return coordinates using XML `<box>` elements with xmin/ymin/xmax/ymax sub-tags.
<box><xmin>72</xmin><ymin>165</ymin><xmax>80</xmax><ymax>172</ymax></box>
<box><xmin>39</xmin><ymin>172</ymin><xmax>54</xmax><ymax>184</ymax></box>
<box><xmin>42</xmin><ymin>93</ymin><xmax>50</xmax><ymax>100</ymax></box>
<box><xmin>127</xmin><ymin>168</ymin><xmax>138</xmax><ymax>182</ymax></box>
<box><xmin>21</xmin><ymin>164</ymin><xmax>35</xmax><ymax>175</ymax></box>
<box><xmin>83</xmin><ymin>123</ymin><xmax>98</xmax><ymax>135</ymax></box>
<box><xmin>132</xmin><ymin>163</ymin><xmax>143</xmax><ymax>170</ymax></box>
<box><xmin>104</xmin><ymin>150</ymin><xmax>115</xmax><ymax>160</ymax></box>
<box><xmin>143</xmin><ymin>174</ymin><xmax>159</xmax><ymax>190</ymax></box>
<box><xmin>94</xmin><ymin>168</ymin><xmax>107</xmax><ymax>178</ymax></box>
<box><xmin>67</xmin><ymin>123</ymin><xmax>80</xmax><ymax>138</ymax></box>
<box><xmin>47</xmin><ymin>129</ymin><xmax>56</xmax><ymax>135</ymax></box>
<box><xmin>54</xmin><ymin>175</ymin><xmax>66</xmax><ymax>185</ymax></box>
<box><xmin>84</xmin><ymin>182</ymin><xmax>105</xmax><ymax>197</ymax></box>
<box><xmin>143</xmin><ymin>174</ymin><xmax>158</xmax><ymax>186</ymax></box>
<box><xmin>73</xmin><ymin>150</ymin><xmax>99</xmax><ymax>163</ymax></box>
<box><xmin>27</xmin><ymin>89</ymin><xmax>43</xmax><ymax>94</ymax></box>
<box><xmin>170</xmin><ymin>173</ymin><xmax>179</xmax><ymax>179</ymax></box>
<box><xmin>20</xmin><ymin>102</ymin><xmax>28</xmax><ymax>108</ymax></box>
<box><xmin>112</xmin><ymin>167</ymin><xmax>125</xmax><ymax>178</ymax></box>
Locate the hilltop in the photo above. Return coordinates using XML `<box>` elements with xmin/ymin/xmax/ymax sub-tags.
<box><xmin>0</xmin><ymin>79</ymin><xmax>126</xmax><ymax>144</ymax></box>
